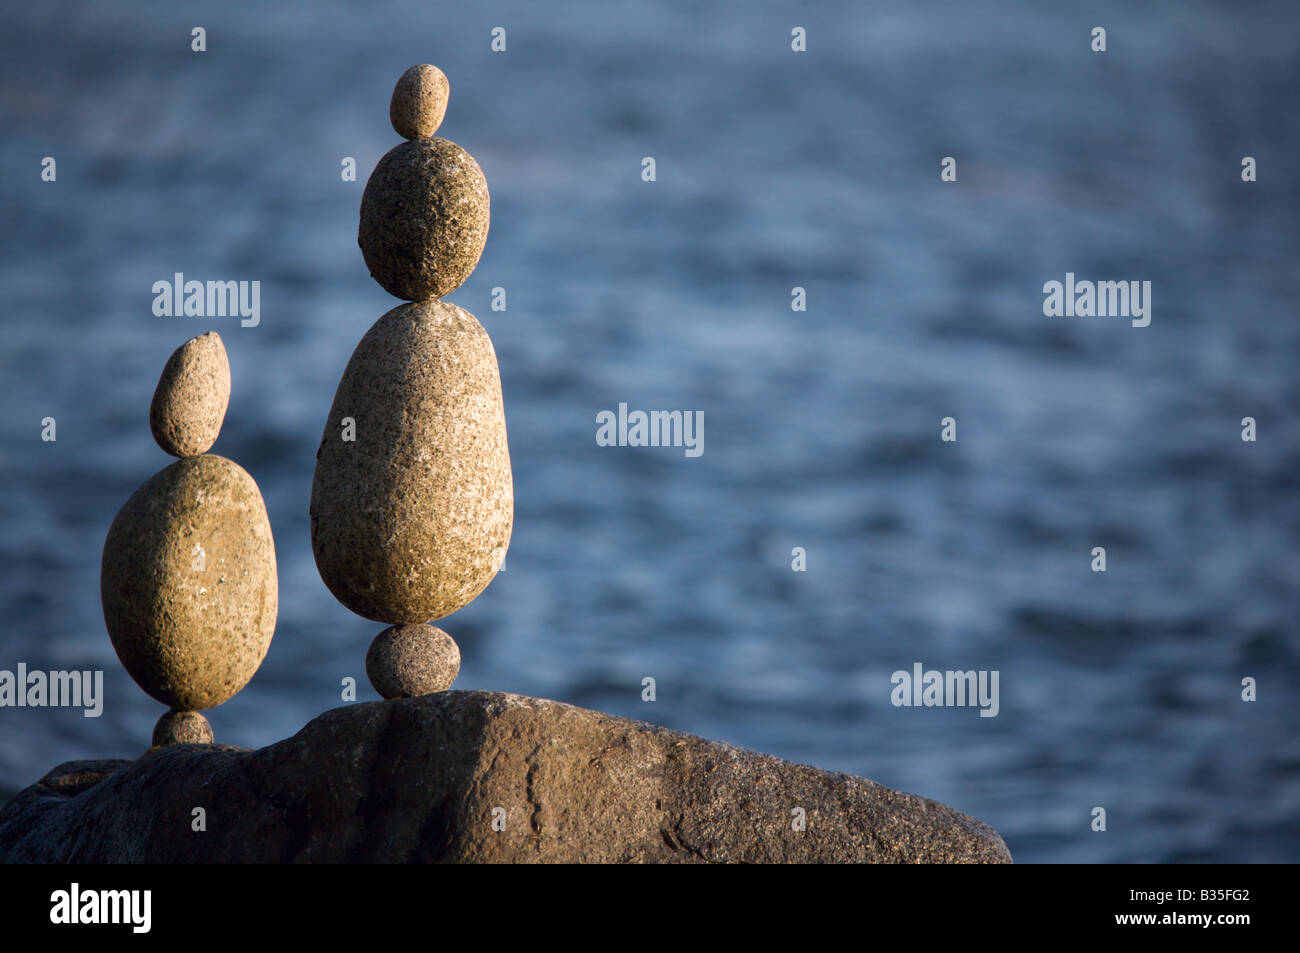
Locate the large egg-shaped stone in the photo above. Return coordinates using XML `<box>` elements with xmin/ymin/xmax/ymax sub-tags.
<box><xmin>100</xmin><ymin>454</ymin><xmax>278</xmax><ymax>711</ymax></box>
<box><xmin>358</xmin><ymin>137</ymin><xmax>490</xmax><ymax>301</ymax></box>
<box><xmin>310</xmin><ymin>300</ymin><xmax>512</xmax><ymax>623</ymax></box>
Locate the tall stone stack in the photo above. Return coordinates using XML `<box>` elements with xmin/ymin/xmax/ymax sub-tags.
<box><xmin>310</xmin><ymin>65</ymin><xmax>513</xmax><ymax>699</ymax></box>
<box><xmin>100</xmin><ymin>332</ymin><xmax>279</xmax><ymax>746</ymax></box>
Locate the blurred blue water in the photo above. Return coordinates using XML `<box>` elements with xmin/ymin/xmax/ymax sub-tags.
<box><xmin>1</xmin><ymin>0</ymin><xmax>1297</xmax><ymax>863</ymax></box>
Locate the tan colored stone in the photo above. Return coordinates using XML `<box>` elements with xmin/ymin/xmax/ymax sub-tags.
<box><xmin>390</xmin><ymin>64</ymin><xmax>449</xmax><ymax>140</ymax></box>
<box><xmin>358</xmin><ymin>137</ymin><xmax>489</xmax><ymax>300</ymax></box>
<box><xmin>100</xmin><ymin>454</ymin><xmax>278</xmax><ymax>711</ymax></box>
<box><xmin>149</xmin><ymin>332</ymin><xmax>231</xmax><ymax>457</ymax></box>
<box><xmin>152</xmin><ymin>710</ymin><xmax>213</xmax><ymax>747</ymax></box>
<box><xmin>310</xmin><ymin>300</ymin><xmax>512</xmax><ymax>623</ymax></box>
<box><xmin>366</xmin><ymin>624</ymin><xmax>460</xmax><ymax>698</ymax></box>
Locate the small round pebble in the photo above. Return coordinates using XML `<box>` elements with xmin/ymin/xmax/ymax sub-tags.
<box><xmin>358</xmin><ymin>137</ymin><xmax>490</xmax><ymax>301</ymax></box>
<box><xmin>390</xmin><ymin>64</ymin><xmax>449</xmax><ymax>140</ymax></box>
<box><xmin>152</xmin><ymin>710</ymin><xmax>214</xmax><ymax>746</ymax></box>
<box><xmin>366</xmin><ymin>624</ymin><xmax>461</xmax><ymax>698</ymax></box>
<box><xmin>149</xmin><ymin>331</ymin><xmax>231</xmax><ymax>457</ymax></box>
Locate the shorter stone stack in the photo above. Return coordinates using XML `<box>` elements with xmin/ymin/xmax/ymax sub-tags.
<box><xmin>310</xmin><ymin>65</ymin><xmax>513</xmax><ymax>700</ymax></box>
<box><xmin>101</xmin><ymin>332</ymin><xmax>278</xmax><ymax>746</ymax></box>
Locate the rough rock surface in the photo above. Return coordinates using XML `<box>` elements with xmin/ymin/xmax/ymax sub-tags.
<box><xmin>390</xmin><ymin>63</ymin><xmax>449</xmax><ymax>140</ymax></box>
<box><xmin>101</xmin><ymin>454</ymin><xmax>278</xmax><ymax>711</ymax></box>
<box><xmin>0</xmin><ymin>691</ymin><xmax>1010</xmax><ymax>864</ymax></box>
<box><xmin>358</xmin><ymin>137</ymin><xmax>490</xmax><ymax>300</ymax></box>
<box><xmin>149</xmin><ymin>331</ymin><xmax>230</xmax><ymax>457</ymax></box>
<box><xmin>310</xmin><ymin>300</ymin><xmax>512</xmax><ymax>624</ymax></box>
<box><xmin>366</xmin><ymin>624</ymin><xmax>461</xmax><ymax>697</ymax></box>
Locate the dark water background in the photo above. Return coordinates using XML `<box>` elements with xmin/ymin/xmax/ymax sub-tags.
<box><xmin>1</xmin><ymin>0</ymin><xmax>1297</xmax><ymax>863</ymax></box>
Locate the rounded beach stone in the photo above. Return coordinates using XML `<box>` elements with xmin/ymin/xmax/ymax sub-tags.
<box><xmin>358</xmin><ymin>137</ymin><xmax>489</xmax><ymax>301</ymax></box>
<box><xmin>366</xmin><ymin>624</ymin><xmax>460</xmax><ymax>698</ymax></box>
<box><xmin>152</xmin><ymin>710</ymin><xmax>214</xmax><ymax>746</ymax></box>
<box><xmin>390</xmin><ymin>64</ymin><xmax>449</xmax><ymax>140</ymax></box>
<box><xmin>310</xmin><ymin>299</ymin><xmax>512</xmax><ymax>623</ymax></box>
<box><xmin>101</xmin><ymin>454</ymin><xmax>278</xmax><ymax>711</ymax></box>
<box><xmin>149</xmin><ymin>331</ymin><xmax>231</xmax><ymax>457</ymax></box>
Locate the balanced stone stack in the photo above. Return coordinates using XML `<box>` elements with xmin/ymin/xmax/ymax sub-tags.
<box><xmin>100</xmin><ymin>332</ymin><xmax>279</xmax><ymax>746</ymax></box>
<box><xmin>310</xmin><ymin>65</ymin><xmax>512</xmax><ymax>699</ymax></box>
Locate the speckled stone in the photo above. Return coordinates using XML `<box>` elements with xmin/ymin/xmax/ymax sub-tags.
<box><xmin>366</xmin><ymin>624</ymin><xmax>460</xmax><ymax>698</ymax></box>
<box><xmin>101</xmin><ymin>454</ymin><xmax>278</xmax><ymax>711</ymax></box>
<box><xmin>358</xmin><ymin>137</ymin><xmax>490</xmax><ymax>301</ymax></box>
<box><xmin>390</xmin><ymin>64</ymin><xmax>449</xmax><ymax>140</ymax></box>
<box><xmin>152</xmin><ymin>710</ymin><xmax>214</xmax><ymax>747</ymax></box>
<box><xmin>149</xmin><ymin>332</ymin><xmax>231</xmax><ymax>457</ymax></box>
<box><xmin>310</xmin><ymin>299</ymin><xmax>512</xmax><ymax>623</ymax></box>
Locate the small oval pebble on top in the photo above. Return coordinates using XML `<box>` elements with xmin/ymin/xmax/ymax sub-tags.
<box><xmin>390</xmin><ymin>64</ymin><xmax>449</xmax><ymax>140</ymax></box>
<box><xmin>149</xmin><ymin>331</ymin><xmax>230</xmax><ymax>457</ymax></box>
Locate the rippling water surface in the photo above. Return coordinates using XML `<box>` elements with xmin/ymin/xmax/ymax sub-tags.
<box><xmin>1</xmin><ymin>0</ymin><xmax>1297</xmax><ymax>862</ymax></box>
